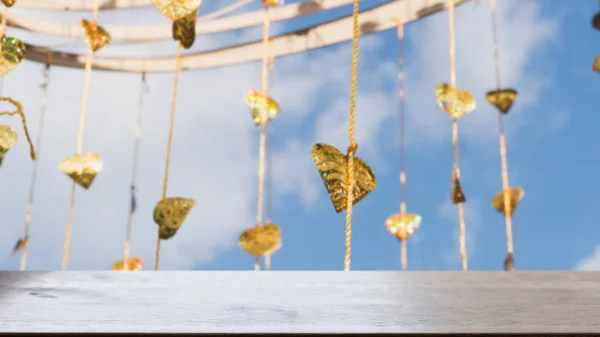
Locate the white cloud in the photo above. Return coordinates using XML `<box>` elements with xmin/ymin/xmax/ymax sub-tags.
<box><xmin>438</xmin><ymin>198</ymin><xmax>482</xmax><ymax>267</ymax></box>
<box><xmin>575</xmin><ymin>246</ymin><xmax>600</xmax><ymax>271</ymax></box>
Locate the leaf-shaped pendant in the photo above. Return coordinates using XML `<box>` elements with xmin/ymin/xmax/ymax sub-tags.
<box><xmin>151</xmin><ymin>0</ymin><xmax>202</xmax><ymax>21</ymax></box>
<box><xmin>10</xmin><ymin>236</ymin><xmax>27</xmax><ymax>255</ymax></box>
<box><xmin>172</xmin><ymin>9</ymin><xmax>197</xmax><ymax>49</ymax></box>
<box><xmin>491</xmin><ymin>187</ymin><xmax>524</xmax><ymax>217</ymax></box>
<box><xmin>434</xmin><ymin>83</ymin><xmax>476</xmax><ymax>119</ymax></box>
<box><xmin>593</xmin><ymin>12</ymin><xmax>600</xmax><ymax>31</ymax></box>
<box><xmin>504</xmin><ymin>252</ymin><xmax>514</xmax><ymax>271</ymax></box>
<box><xmin>1</xmin><ymin>0</ymin><xmax>16</xmax><ymax>7</ymax></box>
<box><xmin>262</xmin><ymin>0</ymin><xmax>282</xmax><ymax>7</ymax></box>
<box><xmin>244</xmin><ymin>89</ymin><xmax>280</xmax><ymax>125</ymax></box>
<box><xmin>0</xmin><ymin>37</ymin><xmax>26</xmax><ymax>78</ymax></box>
<box><xmin>385</xmin><ymin>213</ymin><xmax>422</xmax><ymax>241</ymax></box>
<box><xmin>0</xmin><ymin>125</ymin><xmax>17</xmax><ymax>165</ymax></box>
<box><xmin>80</xmin><ymin>19</ymin><xmax>111</xmax><ymax>52</ymax></box>
<box><xmin>238</xmin><ymin>223</ymin><xmax>282</xmax><ymax>258</ymax></box>
<box><xmin>112</xmin><ymin>257</ymin><xmax>143</xmax><ymax>271</ymax></box>
<box><xmin>311</xmin><ymin>143</ymin><xmax>377</xmax><ymax>213</ymax></box>
<box><xmin>486</xmin><ymin>88</ymin><xmax>518</xmax><ymax>115</ymax></box>
<box><xmin>593</xmin><ymin>54</ymin><xmax>600</xmax><ymax>73</ymax></box>
<box><xmin>59</xmin><ymin>153</ymin><xmax>103</xmax><ymax>189</ymax></box>
<box><xmin>451</xmin><ymin>172</ymin><xmax>466</xmax><ymax>204</ymax></box>
<box><xmin>153</xmin><ymin>197</ymin><xmax>196</xmax><ymax>240</ymax></box>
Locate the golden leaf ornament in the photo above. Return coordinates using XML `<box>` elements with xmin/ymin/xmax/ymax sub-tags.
<box><xmin>491</xmin><ymin>187</ymin><xmax>524</xmax><ymax>218</ymax></box>
<box><xmin>434</xmin><ymin>83</ymin><xmax>475</xmax><ymax>119</ymax></box>
<box><xmin>59</xmin><ymin>153</ymin><xmax>103</xmax><ymax>189</ymax></box>
<box><xmin>10</xmin><ymin>236</ymin><xmax>27</xmax><ymax>255</ymax></box>
<box><xmin>311</xmin><ymin>143</ymin><xmax>377</xmax><ymax>213</ymax></box>
<box><xmin>238</xmin><ymin>223</ymin><xmax>282</xmax><ymax>258</ymax></box>
<box><xmin>153</xmin><ymin>197</ymin><xmax>196</xmax><ymax>240</ymax></box>
<box><xmin>451</xmin><ymin>172</ymin><xmax>466</xmax><ymax>204</ymax></box>
<box><xmin>244</xmin><ymin>89</ymin><xmax>280</xmax><ymax>125</ymax></box>
<box><xmin>593</xmin><ymin>54</ymin><xmax>600</xmax><ymax>73</ymax></box>
<box><xmin>262</xmin><ymin>0</ymin><xmax>282</xmax><ymax>7</ymax></box>
<box><xmin>385</xmin><ymin>213</ymin><xmax>421</xmax><ymax>241</ymax></box>
<box><xmin>172</xmin><ymin>9</ymin><xmax>197</xmax><ymax>49</ymax></box>
<box><xmin>486</xmin><ymin>88</ymin><xmax>517</xmax><ymax>115</ymax></box>
<box><xmin>0</xmin><ymin>125</ymin><xmax>16</xmax><ymax>165</ymax></box>
<box><xmin>112</xmin><ymin>257</ymin><xmax>143</xmax><ymax>271</ymax></box>
<box><xmin>151</xmin><ymin>0</ymin><xmax>202</xmax><ymax>21</ymax></box>
<box><xmin>593</xmin><ymin>12</ymin><xmax>600</xmax><ymax>31</ymax></box>
<box><xmin>80</xmin><ymin>19</ymin><xmax>111</xmax><ymax>52</ymax></box>
<box><xmin>0</xmin><ymin>37</ymin><xmax>26</xmax><ymax>78</ymax></box>
<box><xmin>1</xmin><ymin>0</ymin><xmax>16</xmax><ymax>7</ymax></box>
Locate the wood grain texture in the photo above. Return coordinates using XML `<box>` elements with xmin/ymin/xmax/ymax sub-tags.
<box><xmin>0</xmin><ymin>272</ymin><xmax>599</xmax><ymax>334</ymax></box>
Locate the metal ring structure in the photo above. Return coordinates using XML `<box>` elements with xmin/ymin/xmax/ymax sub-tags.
<box><xmin>19</xmin><ymin>0</ymin><xmax>471</xmax><ymax>73</ymax></box>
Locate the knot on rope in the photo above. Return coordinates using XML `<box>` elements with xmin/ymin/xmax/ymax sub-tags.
<box><xmin>347</xmin><ymin>143</ymin><xmax>358</xmax><ymax>157</ymax></box>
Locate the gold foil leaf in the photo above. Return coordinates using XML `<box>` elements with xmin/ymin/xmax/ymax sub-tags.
<box><xmin>593</xmin><ymin>12</ymin><xmax>600</xmax><ymax>31</ymax></box>
<box><xmin>111</xmin><ymin>257</ymin><xmax>143</xmax><ymax>271</ymax></box>
<box><xmin>491</xmin><ymin>187</ymin><xmax>524</xmax><ymax>217</ymax></box>
<box><xmin>451</xmin><ymin>172</ymin><xmax>466</xmax><ymax>204</ymax></box>
<box><xmin>80</xmin><ymin>19</ymin><xmax>111</xmax><ymax>52</ymax></box>
<box><xmin>151</xmin><ymin>0</ymin><xmax>202</xmax><ymax>21</ymax></box>
<box><xmin>153</xmin><ymin>197</ymin><xmax>196</xmax><ymax>240</ymax></box>
<box><xmin>434</xmin><ymin>83</ymin><xmax>476</xmax><ymax>119</ymax></box>
<box><xmin>262</xmin><ymin>0</ymin><xmax>282</xmax><ymax>6</ymax></box>
<box><xmin>593</xmin><ymin>54</ymin><xmax>600</xmax><ymax>73</ymax></box>
<box><xmin>486</xmin><ymin>88</ymin><xmax>518</xmax><ymax>115</ymax></box>
<box><xmin>0</xmin><ymin>125</ymin><xmax>16</xmax><ymax>164</ymax></box>
<box><xmin>59</xmin><ymin>153</ymin><xmax>103</xmax><ymax>189</ymax></box>
<box><xmin>1</xmin><ymin>0</ymin><xmax>16</xmax><ymax>7</ymax></box>
<box><xmin>238</xmin><ymin>223</ymin><xmax>282</xmax><ymax>258</ymax></box>
<box><xmin>244</xmin><ymin>89</ymin><xmax>280</xmax><ymax>125</ymax></box>
<box><xmin>385</xmin><ymin>213</ymin><xmax>421</xmax><ymax>241</ymax></box>
<box><xmin>0</xmin><ymin>37</ymin><xmax>26</xmax><ymax>78</ymax></box>
<box><xmin>11</xmin><ymin>236</ymin><xmax>27</xmax><ymax>255</ymax></box>
<box><xmin>172</xmin><ymin>9</ymin><xmax>197</xmax><ymax>49</ymax></box>
<box><xmin>311</xmin><ymin>143</ymin><xmax>377</xmax><ymax>213</ymax></box>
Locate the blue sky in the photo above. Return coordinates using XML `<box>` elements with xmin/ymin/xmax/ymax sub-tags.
<box><xmin>0</xmin><ymin>0</ymin><xmax>598</xmax><ymax>271</ymax></box>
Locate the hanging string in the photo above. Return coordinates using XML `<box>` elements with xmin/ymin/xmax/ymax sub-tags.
<box><xmin>62</xmin><ymin>0</ymin><xmax>100</xmax><ymax>271</ymax></box>
<box><xmin>393</xmin><ymin>18</ymin><xmax>408</xmax><ymax>271</ymax></box>
<box><xmin>154</xmin><ymin>43</ymin><xmax>183</xmax><ymax>271</ymax></box>
<box><xmin>447</xmin><ymin>0</ymin><xmax>468</xmax><ymax>271</ymax></box>
<box><xmin>20</xmin><ymin>52</ymin><xmax>52</xmax><ymax>271</ymax></box>
<box><xmin>489</xmin><ymin>0</ymin><xmax>514</xmax><ymax>266</ymax></box>
<box><xmin>343</xmin><ymin>0</ymin><xmax>360</xmax><ymax>272</ymax></box>
<box><xmin>123</xmin><ymin>68</ymin><xmax>147</xmax><ymax>270</ymax></box>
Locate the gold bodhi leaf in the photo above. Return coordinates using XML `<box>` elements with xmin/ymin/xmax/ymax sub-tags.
<box><xmin>486</xmin><ymin>88</ymin><xmax>518</xmax><ymax>115</ymax></box>
<box><xmin>112</xmin><ymin>257</ymin><xmax>143</xmax><ymax>271</ymax></box>
<box><xmin>262</xmin><ymin>0</ymin><xmax>282</xmax><ymax>7</ymax></box>
<box><xmin>0</xmin><ymin>125</ymin><xmax>17</xmax><ymax>165</ymax></box>
<box><xmin>593</xmin><ymin>54</ymin><xmax>600</xmax><ymax>73</ymax></box>
<box><xmin>59</xmin><ymin>153</ymin><xmax>103</xmax><ymax>189</ymax></box>
<box><xmin>172</xmin><ymin>9</ymin><xmax>197</xmax><ymax>49</ymax></box>
<box><xmin>80</xmin><ymin>19</ymin><xmax>111</xmax><ymax>52</ymax></box>
<box><xmin>491</xmin><ymin>187</ymin><xmax>524</xmax><ymax>218</ymax></box>
<box><xmin>151</xmin><ymin>0</ymin><xmax>202</xmax><ymax>21</ymax></box>
<box><xmin>451</xmin><ymin>172</ymin><xmax>466</xmax><ymax>204</ymax></box>
<box><xmin>244</xmin><ymin>89</ymin><xmax>280</xmax><ymax>125</ymax></box>
<box><xmin>10</xmin><ymin>236</ymin><xmax>27</xmax><ymax>255</ymax></box>
<box><xmin>153</xmin><ymin>197</ymin><xmax>196</xmax><ymax>240</ymax></box>
<box><xmin>593</xmin><ymin>12</ymin><xmax>600</xmax><ymax>31</ymax></box>
<box><xmin>434</xmin><ymin>83</ymin><xmax>475</xmax><ymax>119</ymax></box>
<box><xmin>385</xmin><ymin>213</ymin><xmax>421</xmax><ymax>241</ymax></box>
<box><xmin>1</xmin><ymin>0</ymin><xmax>16</xmax><ymax>7</ymax></box>
<box><xmin>0</xmin><ymin>37</ymin><xmax>26</xmax><ymax>78</ymax></box>
<box><xmin>238</xmin><ymin>223</ymin><xmax>282</xmax><ymax>258</ymax></box>
<box><xmin>311</xmin><ymin>143</ymin><xmax>376</xmax><ymax>213</ymax></box>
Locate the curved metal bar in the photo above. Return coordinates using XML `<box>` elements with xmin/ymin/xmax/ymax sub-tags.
<box><xmin>7</xmin><ymin>0</ymin><xmax>350</xmax><ymax>42</ymax></box>
<box><xmin>15</xmin><ymin>0</ymin><xmax>149</xmax><ymax>11</ymax></box>
<box><xmin>22</xmin><ymin>0</ymin><xmax>471</xmax><ymax>72</ymax></box>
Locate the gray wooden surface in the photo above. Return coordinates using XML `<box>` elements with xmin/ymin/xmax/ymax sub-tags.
<box><xmin>0</xmin><ymin>272</ymin><xmax>599</xmax><ymax>334</ymax></box>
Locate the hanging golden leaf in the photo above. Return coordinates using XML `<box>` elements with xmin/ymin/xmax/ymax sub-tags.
<box><xmin>504</xmin><ymin>252</ymin><xmax>514</xmax><ymax>271</ymax></box>
<box><xmin>434</xmin><ymin>83</ymin><xmax>476</xmax><ymax>119</ymax></box>
<box><xmin>262</xmin><ymin>0</ymin><xmax>281</xmax><ymax>6</ymax></box>
<box><xmin>151</xmin><ymin>0</ymin><xmax>202</xmax><ymax>21</ymax></box>
<box><xmin>0</xmin><ymin>125</ymin><xmax>16</xmax><ymax>165</ymax></box>
<box><xmin>593</xmin><ymin>54</ymin><xmax>600</xmax><ymax>73</ymax></box>
<box><xmin>10</xmin><ymin>236</ymin><xmax>27</xmax><ymax>255</ymax></box>
<box><xmin>58</xmin><ymin>153</ymin><xmax>103</xmax><ymax>189</ymax></box>
<box><xmin>451</xmin><ymin>172</ymin><xmax>466</xmax><ymax>204</ymax></box>
<box><xmin>311</xmin><ymin>143</ymin><xmax>377</xmax><ymax>213</ymax></box>
<box><xmin>593</xmin><ymin>12</ymin><xmax>600</xmax><ymax>31</ymax></box>
<box><xmin>1</xmin><ymin>0</ymin><xmax>16</xmax><ymax>7</ymax></box>
<box><xmin>153</xmin><ymin>197</ymin><xmax>196</xmax><ymax>240</ymax></box>
<box><xmin>238</xmin><ymin>223</ymin><xmax>282</xmax><ymax>258</ymax></box>
<box><xmin>80</xmin><ymin>19</ymin><xmax>111</xmax><ymax>52</ymax></box>
<box><xmin>0</xmin><ymin>37</ymin><xmax>26</xmax><ymax>78</ymax></box>
<box><xmin>111</xmin><ymin>257</ymin><xmax>143</xmax><ymax>271</ymax></box>
<box><xmin>385</xmin><ymin>213</ymin><xmax>421</xmax><ymax>241</ymax></box>
<box><xmin>244</xmin><ymin>89</ymin><xmax>280</xmax><ymax>125</ymax></box>
<box><xmin>486</xmin><ymin>88</ymin><xmax>518</xmax><ymax>115</ymax></box>
<box><xmin>172</xmin><ymin>9</ymin><xmax>197</xmax><ymax>49</ymax></box>
<box><xmin>491</xmin><ymin>186</ymin><xmax>524</xmax><ymax>217</ymax></box>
